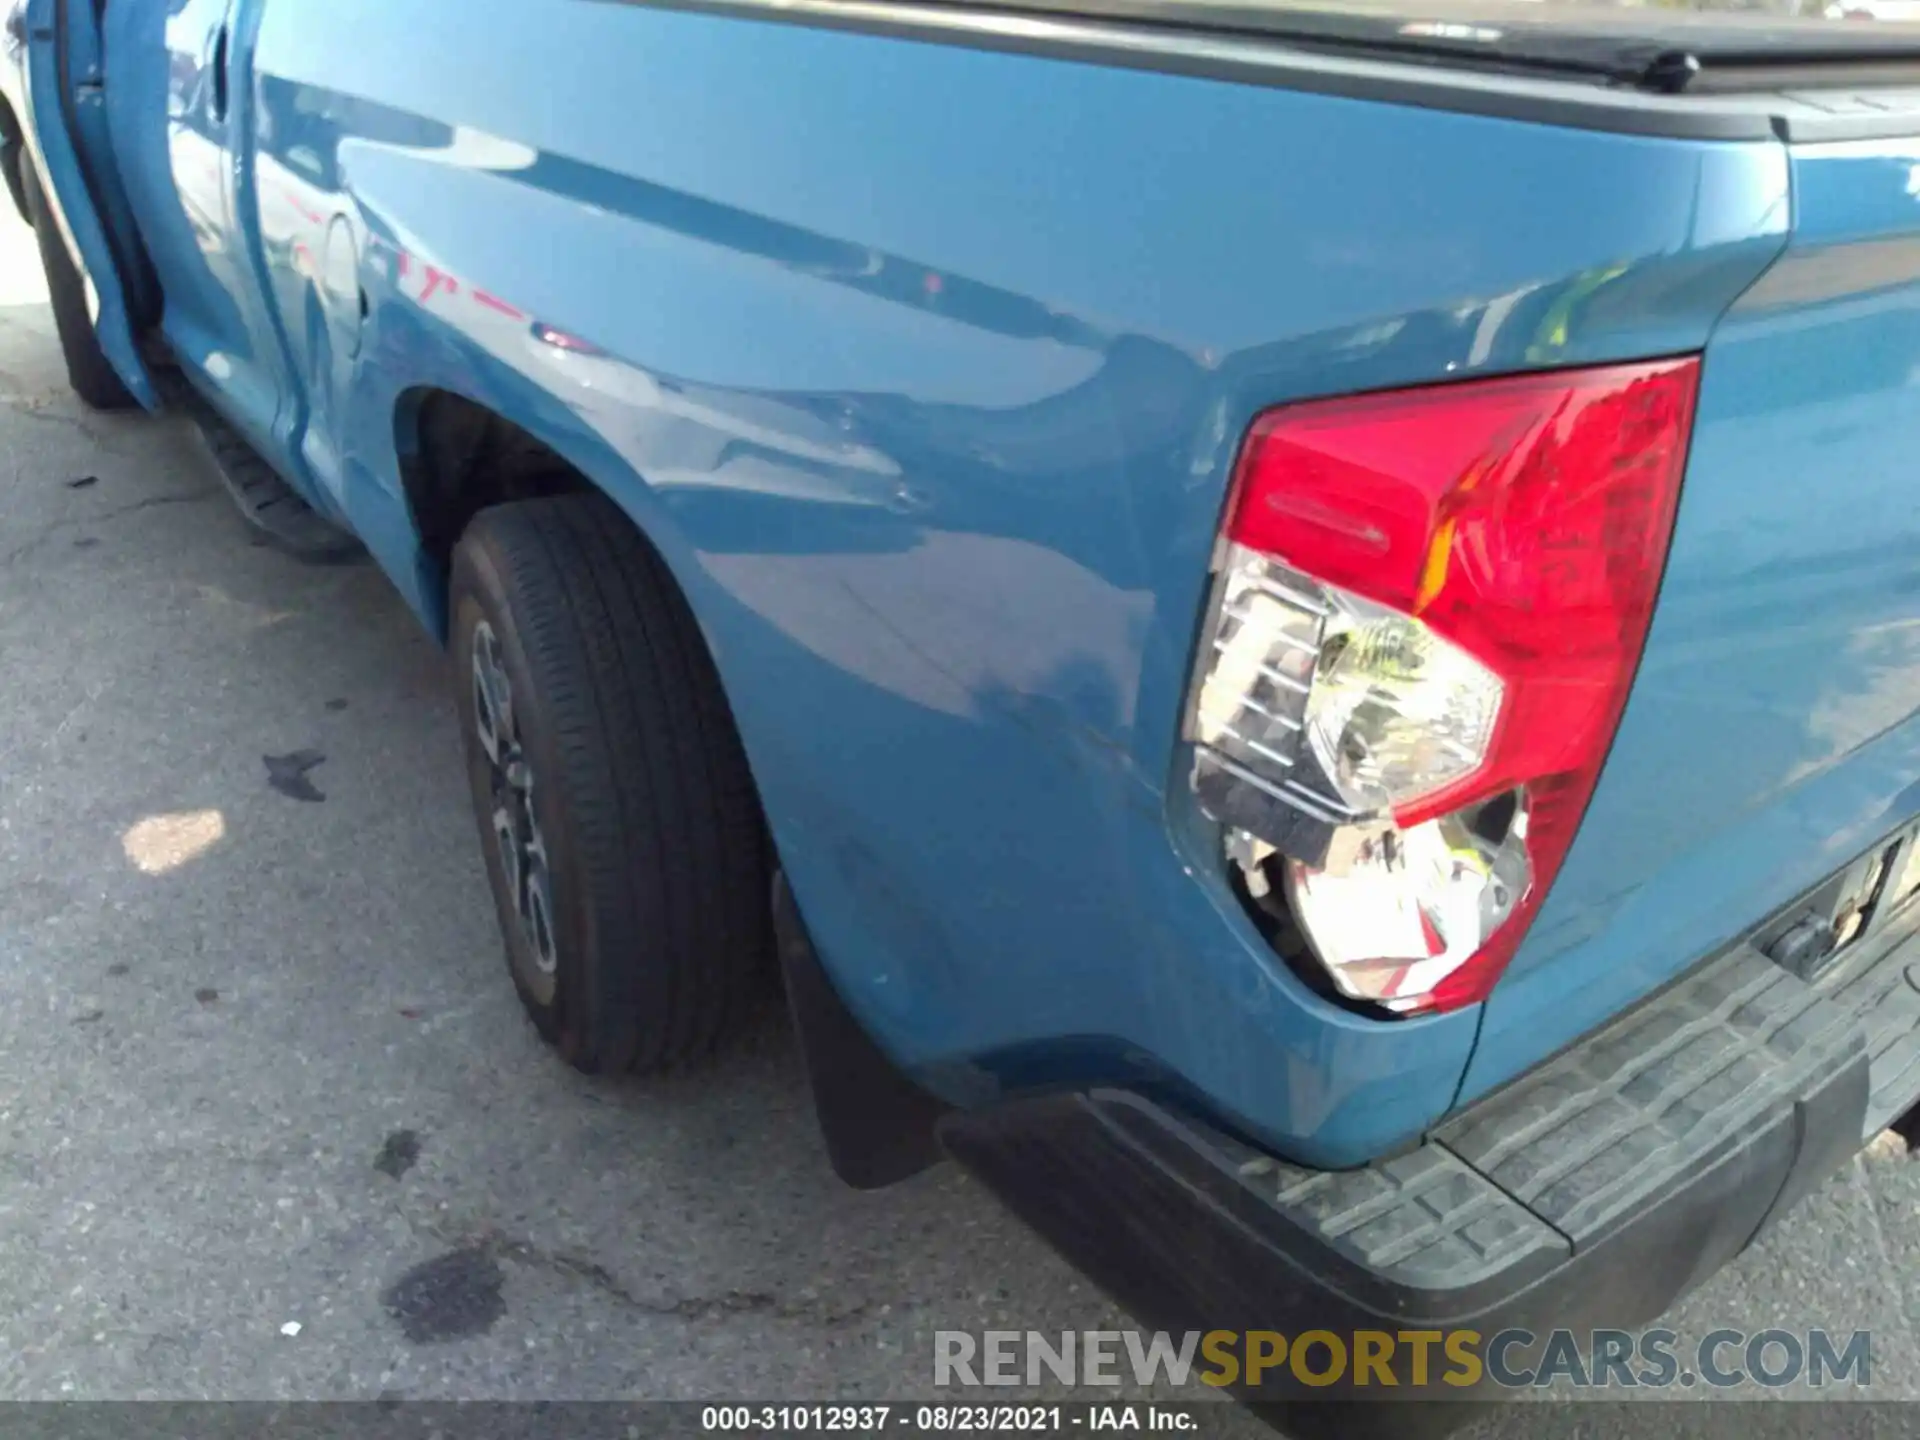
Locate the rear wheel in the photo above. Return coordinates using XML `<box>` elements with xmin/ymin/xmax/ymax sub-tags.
<box><xmin>21</xmin><ymin>161</ymin><xmax>133</xmax><ymax>411</ymax></box>
<box><xmin>450</xmin><ymin>494</ymin><xmax>772</xmax><ymax>1072</ymax></box>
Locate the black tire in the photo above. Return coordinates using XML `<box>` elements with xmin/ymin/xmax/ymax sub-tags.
<box><xmin>21</xmin><ymin>161</ymin><xmax>133</xmax><ymax>411</ymax></box>
<box><xmin>450</xmin><ymin>494</ymin><xmax>772</xmax><ymax>1073</ymax></box>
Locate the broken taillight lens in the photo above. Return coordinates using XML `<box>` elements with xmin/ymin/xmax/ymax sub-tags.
<box><xmin>1186</xmin><ymin>359</ymin><xmax>1699</xmax><ymax>1014</ymax></box>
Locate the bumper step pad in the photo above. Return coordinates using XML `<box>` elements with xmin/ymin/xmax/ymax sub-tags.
<box><xmin>942</xmin><ymin>910</ymin><xmax>1920</xmax><ymax>1380</ymax></box>
<box><xmin>1434</xmin><ymin>940</ymin><xmax>1861</xmax><ymax>1252</ymax></box>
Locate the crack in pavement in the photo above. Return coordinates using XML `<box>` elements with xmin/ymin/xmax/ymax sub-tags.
<box><xmin>1849</xmin><ymin>1156</ymin><xmax>1920</xmax><ymax>1356</ymax></box>
<box><xmin>0</xmin><ymin>398</ymin><xmax>184</xmax><ymax>459</ymax></box>
<box><xmin>2</xmin><ymin>400</ymin><xmax>112</xmax><ymax>443</ymax></box>
<box><xmin>2</xmin><ymin>489</ymin><xmax>220</xmax><ymax>567</ymax></box>
<box><xmin>439</xmin><ymin>1222</ymin><xmax>875</xmax><ymax>1327</ymax></box>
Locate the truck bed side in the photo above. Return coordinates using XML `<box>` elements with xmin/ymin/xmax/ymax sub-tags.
<box><xmin>140</xmin><ymin>0</ymin><xmax>1793</xmax><ymax>1164</ymax></box>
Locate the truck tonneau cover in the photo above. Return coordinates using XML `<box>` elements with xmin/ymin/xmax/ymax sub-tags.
<box><xmin>944</xmin><ymin>0</ymin><xmax>1920</xmax><ymax>91</ymax></box>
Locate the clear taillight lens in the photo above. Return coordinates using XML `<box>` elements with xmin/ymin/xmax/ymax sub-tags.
<box><xmin>1186</xmin><ymin>360</ymin><xmax>1700</xmax><ymax>1014</ymax></box>
<box><xmin>1303</xmin><ymin>586</ymin><xmax>1502</xmax><ymax>815</ymax></box>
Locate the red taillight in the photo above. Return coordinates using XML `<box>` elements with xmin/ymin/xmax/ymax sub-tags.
<box><xmin>1190</xmin><ymin>359</ymin><xmax>1698</xmax><ymax>1013</ymax></box>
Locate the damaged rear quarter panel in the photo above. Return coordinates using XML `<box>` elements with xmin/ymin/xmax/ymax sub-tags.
<box><xmin>241</xmin><ymin>0</ymin><xmax>1791</xmax><ymax>1162</ymax></box>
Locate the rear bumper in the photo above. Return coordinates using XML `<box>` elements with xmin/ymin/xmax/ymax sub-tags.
<box><xmin>941</xmin><ymin>906</ymin><xmax>1920</xmax><ymax>1394</ymax></box>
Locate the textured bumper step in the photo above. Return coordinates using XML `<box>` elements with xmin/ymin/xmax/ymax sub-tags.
<box><xmin>943</xmin><ymin>886</ymin><xmax>1920</xmax><ymax>1394</ymax></box>
<box><xmin>1814</xmin><ymin>902</ymin><xmax>1920</xmax><ymax>1135</ymax></box>
<box><xmin>1434</xmin><ymin>942</ymin><xmax>1863</xmax><ymax>1247</ymax></box>
<box><xmin>1212</xmin><ymin>1128</ymin><xmax>1567</xmax><ymax>1295</ymax></box>
<box><xmin>1230</xmin><ymin>910</ymin><xmax>1920</xmax><ymax>1300</ymax></box>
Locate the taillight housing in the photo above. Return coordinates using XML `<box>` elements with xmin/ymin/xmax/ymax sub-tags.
<box><xmin>1186</xmin><ymin>359</ymin><xmax>1699</xmax><ymax>1014</ymax></box>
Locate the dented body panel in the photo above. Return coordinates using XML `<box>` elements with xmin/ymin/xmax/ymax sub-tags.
<box><xmin>13</xmin><ymin>0</ymin><xmax>1920</xmax><ymax>1179</ymax></box>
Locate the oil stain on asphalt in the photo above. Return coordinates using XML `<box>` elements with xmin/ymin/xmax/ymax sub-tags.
<box><xmin>264</xmin><ymin>749</ymin><xmax>328</xmax><ymax>802</ymax></box>
<box><xmin>373</xmin><ymin>1129</ymin><xmax>422</xmax><ymax>1179</ymax></box>
<box><xmin>382</xmin><ymin>1248</ymin><xmax>506</xmax><ymax>1343</ymax></box>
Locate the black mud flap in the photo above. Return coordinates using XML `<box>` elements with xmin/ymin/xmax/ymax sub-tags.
<box><xmin>774</xmin><ymin>872</ymin><xmax>950</xmax><ymax>1189</ymax></box>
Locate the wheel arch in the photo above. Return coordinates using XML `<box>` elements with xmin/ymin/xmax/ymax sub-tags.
<box><xmin>388</xmin><ymin>384</ymin><xmax>749</xmax><ymax>711</ymax></box>
<box><xmin>393</xmin><ymin>385</ymin><xmax>600</xmax><ymax>627</ymax></box>
<box><xmin>391</xmin><ymin>383</ymin><xmax>947</xmax><ymax>1175</ymax></box>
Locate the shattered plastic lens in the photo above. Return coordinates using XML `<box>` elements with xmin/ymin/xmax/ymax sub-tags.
<box><xmin>1284</xmin><ymin>797</ymin><xmax>1531</xmax><ymax>1011</ymax></box>
<box><xmin>1187</xmin><ymin>358</ymin><xmax>1700</xmax><ymax>1014</ymax></box>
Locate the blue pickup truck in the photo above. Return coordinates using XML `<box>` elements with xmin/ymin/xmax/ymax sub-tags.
<box><xmin>10</xmin><ymin>0</ymin><xmax>1920</xmax><ymax>1399</ymax></box>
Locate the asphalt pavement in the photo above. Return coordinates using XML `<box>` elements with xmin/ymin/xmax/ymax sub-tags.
<box><xmin>4</xmin><ymin>205</ymin><xmax>1920</xmax><ymax>1429</ymax></box>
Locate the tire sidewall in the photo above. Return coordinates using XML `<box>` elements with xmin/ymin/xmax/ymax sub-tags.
<box><xmin>21</xmin><ymin>160</ymin><xmax>133</xmax><ymax>410</ymax></box>
<box><xmin>450</xmin><ymin>538</ymin><xmax>597</xmax><ymax>1065</ymax></box>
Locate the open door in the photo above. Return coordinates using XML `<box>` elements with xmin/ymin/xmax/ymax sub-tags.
<box><xmin>20</xmin><ymin>0</ymin><xmax>156</xmax><ymax>407</ymax></box>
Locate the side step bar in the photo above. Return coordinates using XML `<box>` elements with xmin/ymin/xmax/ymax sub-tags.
<box><xmin>166</xmin><ymin>378</ymin><xmax>360</xmax><ymax>563</ymax></box>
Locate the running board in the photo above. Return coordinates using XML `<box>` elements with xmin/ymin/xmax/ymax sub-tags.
<box><xmin>173</xmin><ymin>385</ymin><xmax>361</xmax><ymax>563</ymax></box>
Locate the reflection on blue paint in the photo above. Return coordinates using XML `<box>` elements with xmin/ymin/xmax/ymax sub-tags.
<box><xmin>1470</xmin><ymin>138</ymin><xmax>1920</xmax><ymax>1097</ymax></box>
<box><xmin>86</xmin><ymin>0</ymin><xmax>1833</xmax><ymax>1164</ymax></box>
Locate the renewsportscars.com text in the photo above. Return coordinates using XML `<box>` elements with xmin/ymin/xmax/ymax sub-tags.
<box><xmin>934</xmin><ymin>1328</ymin><xmax>1872</xmax><ymax>1390</ymax></box>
